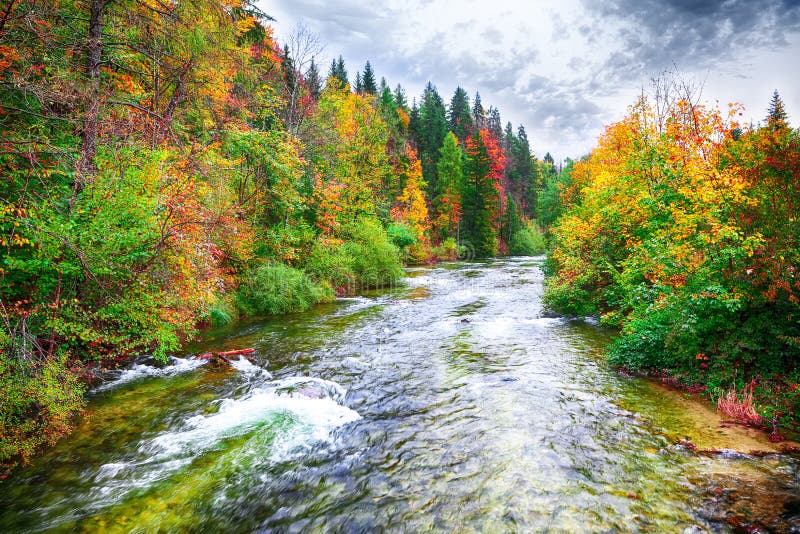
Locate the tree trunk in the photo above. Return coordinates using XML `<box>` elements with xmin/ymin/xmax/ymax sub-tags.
<box><xmin>73</xmin><ymin>0</ymin><xmax>109</xmax><ymax>203</ymax></box>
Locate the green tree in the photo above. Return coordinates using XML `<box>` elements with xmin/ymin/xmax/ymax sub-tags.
<box><xmin>434</xmin><ymin>132</ymin><xmax>464</xmax><ymax>240</ymax></box>
<box><xmin>328</xmin><ymin>55</ymin><xmax>349</xmax><ymax>88</ymax></box>
<box><xmin>767</xmin><ymin>89</ymin><xmax>789</xmax><ymax>129</ymax></box>
<box><xmin>501</xmin><ymin>194</ymin><xmax>523</xmax><ymax>246</ymax></box>
<box><xmin>306</xmin><ymin>59</ymin><xmax>322</xmax><ymax>99</ymax></box>
<box><xmin>394</xmin><ymin>84</ymin><xmax>408</xmax><ymax>109</ymax></box>
<box><xmin>472</xmin><ymin>91</ymin><xmax>485</xmax><ymax>129</ymax></box>
<box><xmin>362</xmin><ymin>61</ymin><xmax>377</xmax><ymax>95</ymax></box>
<box><xmin>448</xmin><ymin>87</ymin><xmax>473</xmax><ymax>142</ymax></box>
<box><xmin>462</xmin><ymin>130</ymin><xmax>502</xmax><ymax>257</ymax></box>
<box><xmin>416</xmin><ymin>82</ymin><xmax>448</xmax><ymax>194</ymax></box>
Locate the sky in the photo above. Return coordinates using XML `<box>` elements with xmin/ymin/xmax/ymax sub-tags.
<box><xmin>261</xmin><ymin>0</ymin><xmax>800</xmax><ymax>161</ymax></box>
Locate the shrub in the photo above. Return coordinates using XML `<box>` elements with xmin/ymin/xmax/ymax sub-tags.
<box><xmin>303</xmin><ymin>218</ymin><xmax>403</xmax><ymax>292</ymax></box>
<box><xmin>236</xmin><ymin>262</ymin><xmax>332</xmax><ymax>316</ymax></box>
<box><xmin>508</xmin><ymin>222</ymin><xmax>547</xmax><ymax>256</ymax></box>
<box><xmin>387</xmin><ymin>222</ymin><xmax>417</xmax><ymax>250</ymax></box>
<box><xmin>432</xmin><ymin>237</ymin><xmax>460</xmax><ymax>261</ymax></box>
<box><xmin>0</xmin><ymin>353</ymin><xmax>85</xmax><ymax>469</ymax></box>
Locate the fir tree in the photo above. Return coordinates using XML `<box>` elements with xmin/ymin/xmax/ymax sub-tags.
<box><xmin>409</xmin><ymin>98</ymin><xmax>420</xmax><ymax>144</ymax></box>
<box><xmin>472</xmin><ymin>92</ymin><xmax>485</xmax><ymax>129</ymax></box>
<box><xmin>434</xmin><ymin>132</ymin><xmax>465</xmax><ymax>240</ymax></box>
<box><xmin>501</xmin><ymin>194</ymin><xmax>522</xmax><ymax>246</ymax></box>
<box><xmin>394</xmin><ymin>84</ymin><xmax>408</xmax><ymax>109</ymax></box>
<box><xmin>354</xmin><ymin>71</ymin><xmax>363</xmax><ymax>94</ymax></box>
<box><xmin>462</xmin><ymin>130</ymin><xmax>500</xmax><ymax>257</ymax></box>
<box><xmin>306</xmin><ymin>59</ymin><xmax>322</xmax><ymax>99</ymax></box>
<box><xmin>767</xmin><ymin>89</ymin><xmax>789</xmax><ymax>129</ymax></box>
<box><xmin>487</xmin><ymin>106</ymin><xmax>503</xmax><ymax>140</ymax></box>
<box><xmin>362</xmin><ymin>61</ymin><xmax>377</xmax><ymax>95</ymax></box>
<box><xmin>336</xmin><ymin>55</ymin><xmax>349</xmax><ymax>87</ymax></box>
<box><xmin>416</xmin><ymin>82</ymin><xmax>448</xmax><ymax>193</ymax></box>
<box><xmin>448</xmin><ymin>87</ymin><xmax>472</xmax><ymax>142</ymax></box>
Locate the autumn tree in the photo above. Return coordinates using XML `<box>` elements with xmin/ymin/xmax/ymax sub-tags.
<box><xmin>462</xmin><ymin>129</ymin><xmax>505</xmax><ymax>257</ymax></box>
<box><xmin>307</xmin><ymin>79</ymin><xmax>391</xmax><ymax>234</ymax></box>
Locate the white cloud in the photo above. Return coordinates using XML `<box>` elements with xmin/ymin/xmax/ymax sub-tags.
<box><xmin>262</xmin><ymin>0</ymin><xmax>800</xmax><ymax>160</ymax></box>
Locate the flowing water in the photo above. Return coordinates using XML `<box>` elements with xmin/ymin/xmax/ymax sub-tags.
<box><xmin>2</xmin><ymin>258</ymin><xmax>800</xmax><ymax>533</ymax></box>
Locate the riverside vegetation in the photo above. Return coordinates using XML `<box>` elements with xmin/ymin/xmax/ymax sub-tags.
<box><xmin>544</xmin><ymin>82</ymin><xmax>800</xmax><ymax>438</ymax></box>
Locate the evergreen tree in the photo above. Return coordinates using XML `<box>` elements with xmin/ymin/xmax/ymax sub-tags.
<box><xmin>472</xmin><ymin>91</ymin><xmax>485</xmax><ymax>129</ymax></box>
<box><xmin>379</xmin><ymin>76</ymin><xmax>388</xmax><ymax>94</ymax></box>
<box><xmin>354</xmin><ymin>71</ymin><xmax>363</xmax><ymax>94</ymax></box>
<box><xmin>487</xmin><ymin>106</ymin><xmax>503</xmax><ymax>140</ymax></box>
<box><xmin>336</xmin><ymin>55</ymin><xmax>349</xmax><ymax>87</ymax></box>
<box><xmin>515</xmin><ymin>125</ymin><xmax>537</xmax><ymax>217</ymax></box>
<box><xmin>462</xmin><ymin>130</ymin><xmax>500</xmax><ymax>257</ymax></box>
<box><xmin>409</xmin><ymin>98</ymin><xmax>420</xmax><ymax>144</ymax></box>
<box><xmin>327</xmin><ymin>55</ymin><xmax>349</xmax><ymax>88</ymax></box>
<box><xmin>306</xmin><ymin>58</ymin><xmax>322</xmax><ymax>99</ymax></box>
<box><xmin>394</xmin><ymin>84</ymin><xmax>408</xmax><ymax>109</ymax></box>
<box><xmin>542</xmin><ymin>151</ymin><xmax>557</xmax><ymax>182</ymax></box>
<box><xmin>362</xmin><ymin>61</ymin><xmax>377</xmax><ymax>95</ymax></box>
<box><xmin>328</xmin><ymin>58</ymin><xmax>338</xmax><ymax>81</ymax></box>
<box><xmin>504</xmin><ymin>122</ymin><xmax>515</xmax><ymax>151</ymax></box>
<box><xmin>448</xmin><ymin>87</ymin><xmax>472</xmax><ymax>142</ymax></box>
<box><xmin>434</xmin><ymin>132</ymin><xmax>464</xmax><ymax>240</ymax></box>
<box><xmin>416</xmin><ymin>82</ymin><xmax>448</xmax><ymax>193</ymax></box>
<box><xmin>767</xmin><ymin>89</ymin><xmax>789</xmax><ymax>129</ymax></box>
<box><xmin>501</xmin><ymin>194</ymin><xmax>522</xmax><ymax>246</ymax></box>
<box><xmin>281</xmin><ymin>45</ymin><xmax>295</xmax><ymax>88</ymax></box>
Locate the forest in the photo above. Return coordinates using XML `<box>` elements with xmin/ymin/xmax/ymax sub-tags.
<box><xmin>0</xmin><ymin>1</ymin><xmax>550</xmax><ymax>467</ymax></box>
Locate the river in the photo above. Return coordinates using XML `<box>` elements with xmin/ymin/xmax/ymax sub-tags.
<box><xmin>1</xmin><ymin>257</ymin><xmax>799</xmax><ymax>532</ymax></box>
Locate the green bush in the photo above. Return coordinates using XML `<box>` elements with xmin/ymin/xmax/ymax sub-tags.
<box><xmin>236</xmin><ymin>262</ymin><xmax>332</xmax><ymax>316</ymax></box>
<box><xmin>303</xmin><ymin>218</ymin><xmax>403</xmax><ymax>292</ymax></box>
<box><xmin>432</xmin><ymin>237</ymin><xmax>460</xmax><ymax>261</ymax></box>
<box><xmin>509</xmin><ymin>222</ymin><xmax>547</xmax><ymax>256</ymax></box>
<box><xmin>387</xmin><ymin>223</ymin><xmax>417</xmax><ymax>249</ymax></box>
<box><xmin>0</xmin><ymin>353</ymin><xmax>85</xmax><ymax>469</ymax></box>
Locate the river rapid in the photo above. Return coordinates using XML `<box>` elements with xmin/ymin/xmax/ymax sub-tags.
<box><xmin>2</xmin><ymin>257</ymin><xmax>799</xmax><ymax>532</ymax></box>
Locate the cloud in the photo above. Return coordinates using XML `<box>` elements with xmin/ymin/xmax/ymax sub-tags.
<box><xmin>262</xmin><ymin>0</ymin><xmax>800</xmax><ymax>158</ymax></box>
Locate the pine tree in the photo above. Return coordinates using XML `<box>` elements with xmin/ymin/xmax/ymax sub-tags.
<box><xmin>335</xmin><ymin>55</ymin><xmax>348</xmax><ymax>88</ymax></box>
<box><xmin>354</xmin><ymin>71</ymin><xmax>363</xmax><ymax>94</ymax></box>
<box><xmin>306</xmin><ymin>59</ymin><xmax>322</xmax><ymax>99</ymax></box>
<box><xmin>462</xmin><ymin>130</ymin><xmax>501</xmax><ymax>257</ymax></box>
<box><xmin>328</xmin><ymin>58</ymin><xmax>338</xmax><ymax>81</ymax></box>
<box><xmin>487</xmin><ymin>106</ymin><xmax>502</xmax><ymax>140</ymax></box>
<box><xmin>472</xmin><ymin>92</ymin><xmax>485</xmax><ymax>129</ymax></box>
<box><xmin>448</xmin><ymin>87</ymin><xmax>472</xmax><ymax>143</ymax></box>
<box><xmin>409</xmin><ymin>98</ymin><xmax>420</xmax><ymax>144</ymax></box>
<box><xmin>501</xmin><ymin>194</ymin><xmax>522</xmax><ymax>246</ymax></box>
<box><xmin>362</xmin><ymin>61</ymin><xmax>377</xmax><ymax>95</ymax></box>
<box><xmin>767</xmin><ymin>89</ymin><xmax>789</xmax><ymax>129</ymax></box>
<box><xmin>416</xmin><ymin>82</ymin><xmax>448</xmax><ymax>193</ymax></box>
<box><xmin>394</xmin><ymin>84</ymin><xmax>407</xmax><ymax>109</ymax></box>
<box><xmin>434</xmin><ymin>132</ymin><xmax>464</xmax><ymax>240</ymax></box>
<box><xmin>517</xmin><ymin>125</ymin><xmax>539</xmax><ymax>218</ymax></box>
<box><xmin>281</xmin><ymin>45</ymin><xmax>295</xmax><ymax>86</ymax></box>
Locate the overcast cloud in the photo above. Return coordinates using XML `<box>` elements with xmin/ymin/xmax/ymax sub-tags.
<box><xmin>261</xmin><ymin>0</ymin><xmax>800</xmax><ymax>160</ymax></box>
